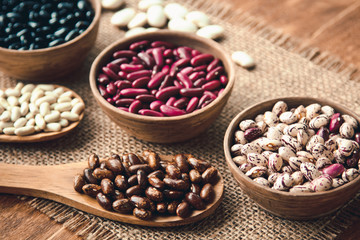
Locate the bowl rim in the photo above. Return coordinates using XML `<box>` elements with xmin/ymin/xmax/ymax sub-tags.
<box><xmin>223</xmin><ymin>96</ymin><xmax>360</xmax><ymax>198</ymax></box>
<box><xmin>89</xmin><ymin>30</ymin><xmax>236</xmax><ymax>122</ymax></box>
<box><xmin>0</xmin><ymin>0</ymin><xmax>102</xmax><ymax>53</ymax></box>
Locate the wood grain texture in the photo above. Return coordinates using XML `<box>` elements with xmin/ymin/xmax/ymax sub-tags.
<box><xmin>0</xmin><ymin>155</ymin><xmax>224</xmax><ymax>227</ymax></box>
<box><xmin>224</xmin><ymin>97</ymin><xmax>360</xmax><ymax>220</ymax></box>
<box><xmin>0</xmin><ymin>86</ymin><xmax>85</xmax><ymax>143</ymax></box>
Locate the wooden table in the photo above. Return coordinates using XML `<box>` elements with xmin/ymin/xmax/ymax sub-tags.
<box><xmin>1</xmin><ymin>0</ymin><xmax>359</xmax><ymax>239</ymax></box>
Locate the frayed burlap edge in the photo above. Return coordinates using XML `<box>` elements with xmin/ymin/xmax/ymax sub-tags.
<box><xmin>20</xmin><ymin>0</ymin><xmax>360</xmax><ymax>239</ymax></box>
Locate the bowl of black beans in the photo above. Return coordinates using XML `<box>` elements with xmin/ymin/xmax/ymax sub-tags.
<box><xmin>0</xmin><ymin>0</ymin><xmax>101</xmax><ymax>81</ymax></box>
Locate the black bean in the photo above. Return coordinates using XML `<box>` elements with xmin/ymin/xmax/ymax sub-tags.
<box><xmin>48</xmin><ymin>38</ymin><xmax>64</xmax><ymax>47</ymax></box>
<box><xmin>64</xmin><ymin>29</ymin><xmax>78</xmax><ymax>42</ymax></box>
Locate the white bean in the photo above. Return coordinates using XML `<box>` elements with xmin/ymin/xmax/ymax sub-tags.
<box><xmin>25</xmin><ymin>112</ymin><xmax>35</xmax><ymax>120</ymax></box>
<box><xmin>164</xmin><ymin>3</ymin><xmax>188</xmax><ymax>19</ymax></box>
<box><xmin>14</xmin><ymin>82</ymin><xmax>24</xmax><ymax>92</ymax></box>
<box><xmin>20</xmin><ymin>102</ymin><xmax>29</xmax><ymax>116</ymax></box>
<box><xmin>196</xmin><ymin>25</ymin><xmax>224</xmax><ymax>39</ymax></box>
<box><xmin>168</xmin><ymin>18</ymin><xmax>197</xmax><ymax>33</ymax></box>
<box><xmin>10</xmin><ymin>106</ymin><xmax>21</xmax><ymax>122</ymax></box>
<box><xmin>101</xmin><ymin>0</ymin><xmax>124</xmax><ymax>10</ymax></box>
<box><xmin>3</xmin><ymin>127</ymin><xmax>15</xmax><ymax>135</ymax></box>
<box><xmin>111</xmin><ymin>8</ymin><xmax>136</xmax><ymax>27</ymax></box>
<box><xmin>128</xmin><ymin>12</ymin><xmax>148</xmax><ymax>29</ymax></box>
<box><xmin>35</xmin><ymin>114</ymin><xmax>46</xmax><ymax>130</ymax></box>
<box><xmin>30</xmin><ymin>89</ymin><xmax>44</xmax><ymax>103</ymax></box>
<box><xmin>5</xmin><ymin>88</ymin><xmax>20</xmax><ymax>97</ymax></box>
<box><xmin>35</xmin><ymin>95</ymin><xmax>57</xmax><ymax>106</ymax></box>
<box><xmin>45</xmin><ymin>123</ymin><xmax>61</xmax><ymax>132</ymax></box>
<box><xmin>0</xmin><ymin>121</ymin><xmax>13</xmax><ymax>129</ymax></box>
<box><xmin>147</xmin><ymin>5</ymin><xmax>167</xmax><ymax>28</ymax></box>
<box><xmin>59</xmin><ymin>91</ymin><xmax>73</xmax><ymax>99</ymax></box>
<box><xmin>138</xmin><ymin>0</ymin><xmax>163</xmax><ymax>11</ymax></box>
<box><xmin>44</xmin><ymin>111</ymin><xmax>61</xmax><ymax>123</ymax></box>
<box><xmin>0</xmin><ymin>98</ymin><xmax>9</xmax><ymax>108</ymax></box>
<box><xmin>18</xmin><ymin>92</ymin><xmax>31</xmax><ymax>104</ymax></box>
<box><xmin>14</xmin><ymin>117</ymin><xmax>27</xmax><ymax>128</ymax></box>
<box><xmin>29</xmin><ymin>103</ymin><xmax>39</xmax><ymax>114</ymax></box>
<box><xmin>57</xmin><ymin>96</ymin><xmax>72</xmax><ymax>103</ymax></box>
<box><xmin>35</xmin><ymin>84</ymin><xmax>55</xmax><ymax>92</ymax></box>
<box><xmin>0</xmin><ymin>106</ymin><xmax>4</xmax><ymax>115</ymax></box>
<box><xmin>55</xmin><ymin>102</ymin><xmax>72</xmax><ymax>112</ymax></box>
<box><xmin>185</xmin><ymin>11</ymin><xmax>210</xmax><ymax>28</ymax></box>
<box><xmin>71</xmin><ymin>102</ymin><xmax>85</xmax><ymax>115</ymax></box>
<box><xmin>0</xmin><ymin>90</ymin><xmax>5</xmax><ymax>98</ymax></box>
<box><xmin>125</xmin><ymin>27</ymin><xmax>146</xmax><ymax>37</ymax></box>
<box><xmin>71</xmin><ymin>98</ymin><xmax>81</xmax><ymax>107</ymax></box>
<box><xmin>0</xmin><ymin>110</ymin><xmax>11</xmax><ymax>122</ymax></box>
<box><xmin>60</xmin><ymin>112</ymin><xmax>79</xmax><ymax>122</ymax></box>
<box><xmin>53</xmin><ymin>87</ymin><xmax>65</xmax><ymax>97</ymax></box>
<box><xmin>231</xmin><ymin>51</ymin><xmax>255</xmax><ymax>68</ymax></box>
<box><xmin>7</xmin><ymin>96</ymin><xmax>19</xmax><ymax>106</ymax></box>
<box><xmin>26</xmin><ymin>118</ymin><xmax>35</xmax><ymax>127</ymax></box>
<box><xmin>15</xmin><ymin>126</ymin><xmax>35</xmax><ymax>136</ymax></box>
<box><xmin>39</xmin><ymin>102</ymin><xmax>51</xmax><ymax>116</ymax></box>
<box><xmin>21</xmin><ymin>84</ymin><xmax>36</xmax><ymax>94</ymax></box>
<box><xmin>145</xmin><ymin>27</ymin><xmax>159</xmax><ymax>32</ymax></box>
<box><xmin>59</xmin><ymin>118</ymin><xmax>69</xmax><ymax>128</ymax></box>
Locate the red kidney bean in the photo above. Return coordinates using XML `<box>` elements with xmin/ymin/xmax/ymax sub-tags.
<box><xmin>198</xmin><ymin>94</ymin><xmax>211</xmax><ymax>108</ymax></box>
<box><xmin>107</xmin><ymin>98</ymin><xmax>115</xmax><ymax>104</ymax></box>
<box><xmin>220</xmin><ymin>75</ymin><xmax>228</xmax><ymax>85</ymax></box>
<box><xmin>151</xmin><ymin>41</ymin><xmax>175</xmax><ymax>49</ymax></box>
<box><xmin>207</xmin><ymin>59</ymin><xmax>220</xmax><ymax>72</ymax></box>
<box><xmin>173</xmin><ymin>97</ymin><xmax>189</xmax><ymax>109</ymax></box>
<box><xmin>193</xmin><ymin>78</ymin><xmax>206</xmax><ymax>88</ymax></box>
<box><xmin>120</xmin><ymin>88</ymin><xmax>149</xmax><ymax>98</ymax></box>
<box><xmin>113</xmin><ymin>50</ymin><xmax>137</xmax><ymax>59</ymax></box>
<box><xmin>166</xmin><ymin>97</ymin><xmax>177</xmax><ymax>106</ymax></box>
<box><xmin>131</xmin><ymin>57</ymin><xmax>143</xmax><ymax>65</ymax></box>
<box><xmin>118</xmin><ymin>71</ymin><xmax>127</xmax><ymax>79</ymax></box>
<box><xmin>165</xmin><ymin>58</ymin><xmax>173</xmax><ymax>65</ymax></box>
<box><xmin>102</xmin><ymin>66</ymin><xmax>119</xmax><ymax>80</ymax></box>
<box><xmin>115</xmin><ymin>98</ymin><xmax>134</xmax><ymax>107</ymax></box>
<box><xmin>179</xmin><ymin>88</ymin><xmax>204</xmax><ymax>97</ymax></box>
<box><xmin>180</xmin><ymin>66</ymin><xmax>193</xmax><ymax>76</ymax></box>
<box><xmin>110</xmin><ymin>58</ymin><xmax>129</xmax><ymax>66</ymax></box>
<box><xmin>161</xmin><ymin>65</ymin><xmax>171</xmax><ymax>75</ymax></box>
<box><xmin>127</xmin><ymin>70</ymin><xmax>152</xmax><ymax>81</ymax></box>
<box><xmin>177</xmin><ymin>47</ymin><xmax>192</xmax><ymax>59</ymax></box>
<box><xmin>191</xmin><ymin>49</ymin><xmax>201</xmax><ymax>57</ymax></box>
<box><xmin>129</xmin><ymin>100</ymin><xmax>142</xmax><ymax>114</ymax></box>
<box><xmin>106</xmin><ymin>82</ymin><xmax>117</xmax><ymax>95</ymax></box>
<box><xmin>135</xmin><ymin>94</ymin><xmax>156</xmax><ymax>102</ymax></box>
<box><xmin>160</xmin><ymin>105</ymin><xmax>186</xmax><ymax>116</ymax></box>
<box><xmin>170</xmin><ymin>59</ymin><xmax>191</xmax><ymax>76</ymax></box>
<box><xmin>163</xmin><ymin>48</ymin><xmax>174</xmax><ymax>58</ymax></box>
<box><xmin>118</xmin><ymin>107</ymin><xmax>129</xmax><ymax>112</ymax></box>
<box><xmin>152</xmin><ymin>48</ymin><xmax>164</xmax><ymax>67</ymax></box>
<box><xmin>120</xmin><ymin>64</ymin><xmax>144</xmax><ymax>72</ymax></box>
<box><xmin>159</xmin><ymin>75</ymin><xmax>173</xmax><ymax>90</ymax></box>
<box><xmin>132</xmin><ymin>77</ymin><xmax>150</xmax><ymax>88</ymax></box>
<box><xmin>186</xmin><ymin>97</ymin><xmax>199</xmax><ymax>113</ymax></box>
<box><xmin>177</xmin><ymin>72</ymin><xmax>193</xmax><ymax>88</ymax></box>
<box><xmin>106</xmin><ymin>63</ymin><xmax>121</xmax><ymax>73</ymax></box>
<box><xmin>139</xmin><ymin>109</ymin><xmax>165</xmax><ymax>117</ymax></box>
<box><xmin>204</xmin><ymin>91</ymin><xmax>217</xmax><ymax>100</ymax></box>
<box><xmin>155</xmin><ymin>86</ymin><xmax>180</xmax><ymax>101</ymax></box>
<box><xmin>150</xmin><ymin>100</ymin><xmax>163</xmax><ymax>111</ymax></box>
<box><xmin>98</xmin><ymin>86</ymin><xmax>109</xmax><ymax>98</ymax></box>
<box><xmin>193</xmin><ymin>65</ymin><xmax>207</xmax><ymax>72</ymax></box>
<box><xmin>189</xmin><ymin>72</ymin><xmax>200</xmax><ymax>82</ymax></box>
<box><xmin>218</xmin><ymin>88</ymin><xmax>225</xmax><ymax>96</ymax></box>
<box><xmin>138</xmin><ymin>52</ymin><xmax>155</xmax><ymax>68</ymax></box>
<box><xmin>151</xmin><ymin>65</ymin><xmax>161</xmax><ymax>77</ymax></box>
<box><xmin>151</xmin><ymin>89</ymin><xmax>158</xmax><ymax>95</ymax></box>
<box><xmin>191</xmin><ymin>54</ymin><xmax>214</xmax><ymax>67</ymax></box>
<box><xmin>129</xmin><ymin>40</ymin><xmax>149</xmax><ymax>51</ymax></box>
<box><xmin>174</xmin><ymin>80</ymin><xmax>184</xmax><ymax>89</ymax></box>
<box><xmin>97</xmin><ymin>74</ymin><xmax>110</xmax><ymax>85</ymax></box>
<box><xmin>148</xmin><ymin>72</ymin><xmax>166</xmax><ymax>89</ymax></box>
<box><xmin>206</xmin><ymin>66</ymin><xmax>224</xmax><ymax>81</ymax></box>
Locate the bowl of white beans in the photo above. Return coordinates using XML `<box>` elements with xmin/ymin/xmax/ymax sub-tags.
<box><xmin>224</xmin><ymin>97</ymin><xmax>360</xmax><ymax>220</ymax></box>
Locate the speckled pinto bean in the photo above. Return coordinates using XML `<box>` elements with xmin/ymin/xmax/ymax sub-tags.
<box><xmin>74</xmin><ymin>150</ymin><xmax>219</xmax><ymax>220</ymax></box>
<box><xmin>97</xmin><ymin>40</ymin><xmax>228</xmax><ymax>117</ymax></box>
<box><xmin>230</xmin><ymin>100</ymin><xmax>360</xmax><ymax>192</ymax></box>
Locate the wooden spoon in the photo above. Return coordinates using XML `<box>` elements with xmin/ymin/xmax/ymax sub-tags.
<box><xmin>0</xmin><ymin>85</ymin><xmax>84</xmax><ymax>143</ymax></box>
<box><xmin>0</xmin><ymin>155</ymin><xmax>224</xmax><ymax>227</ymax></box>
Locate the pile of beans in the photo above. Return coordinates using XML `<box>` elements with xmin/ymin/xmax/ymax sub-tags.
<box><xmin>230</xmin><ymin>101</ymin><xmax>360</xmax><ymax>192</ymax></box>
<box><xmin>0</xmin><ymin>83</ymin><xmax>84</xmax><ymax>136</ymax></box>
<box><xmin>0</xmin><ymin>0</ymin><xmax>94</xmax><ymax>50</ymax></box>
<box><xmin>104</xmin><ymin>0</ymin><xmax>224</xmax><ymax>39</ymax></box>
<box><xmin>74</xmin><ymin>150</ymin><xmax>219</xmax><ymax>220</ymax></box>
<box><xmin>97</xmin><ymin>40</ymin><xmax>228</xmax><ymax>117</ymax></box>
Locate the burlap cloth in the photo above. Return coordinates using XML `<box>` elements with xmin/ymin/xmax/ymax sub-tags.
<box><xmin>1</xmin><ymin>0</ymin><xmax>360</xmax><ymax>239</ymax></box>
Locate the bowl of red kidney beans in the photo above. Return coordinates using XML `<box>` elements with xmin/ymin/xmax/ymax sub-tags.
<box><xmin>89</xmin><ymin>30</ymin><xmax>235</xmax><ymax>143</ymax></box>
<box><xmin>0</xmin><ymin>0</ymin><xmax>101</xmax><ymax>81</ymax></box>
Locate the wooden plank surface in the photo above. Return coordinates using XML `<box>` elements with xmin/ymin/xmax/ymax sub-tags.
<box><xmin>1</xmin><ymin>0</ymin><xmax>360</xmax><ymax>239</ymax></box>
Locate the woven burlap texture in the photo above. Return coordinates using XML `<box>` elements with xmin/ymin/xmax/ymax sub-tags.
<box><xmin>1</xmin><ymin>0</ymin><xmax>360</xmax><ymax>239</ymax></box>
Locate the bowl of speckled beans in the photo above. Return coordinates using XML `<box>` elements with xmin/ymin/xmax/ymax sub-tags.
<box><xmin>224</xmin><ymin>97</ymin><xmax>360</xmax><ymax>220</ymax></box>
<box><xmin>0</xmin><ymin>0</ymin><xmax>101</xmax><ymax>81</ymax></box>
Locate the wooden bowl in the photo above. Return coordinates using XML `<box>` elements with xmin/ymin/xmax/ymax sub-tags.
<box><xmin>89</xmin><ymin>31</ymin><xmax>235</xmax><ymax>143</ymax></box>
<box><xmin>223</xmin><ymin>97</ymin><xmax>360</xmax><ymax>220</ymax></box>
<box><xmin>0</xmin><ymin>0</ymin><xmax>101</xmax><ymax>81</ymax></box>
